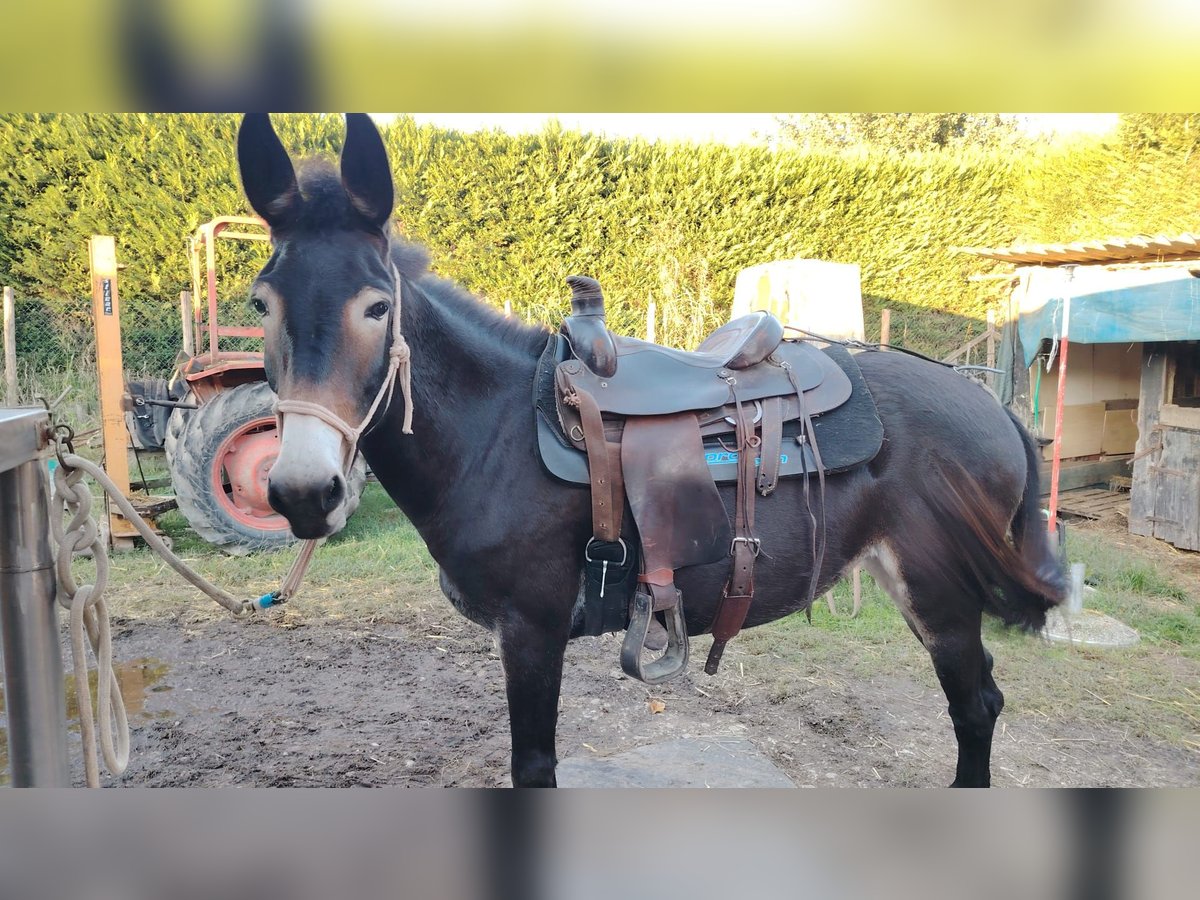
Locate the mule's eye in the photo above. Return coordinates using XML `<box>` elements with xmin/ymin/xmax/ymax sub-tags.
<box><xmin>250</xmin><ymin>296</ymin><xmax>268</xmax><ymax>316</ymax></box>
<box><xmin>366</xmin><ymin>301</ymin><xmax>391</xmax><ymax>320</ymax></box>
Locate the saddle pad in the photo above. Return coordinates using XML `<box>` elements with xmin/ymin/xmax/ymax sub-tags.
<box><xmin>535</xmin><ymin>335</ymin><xmax>884</xmax><ymax>487</ymax></box>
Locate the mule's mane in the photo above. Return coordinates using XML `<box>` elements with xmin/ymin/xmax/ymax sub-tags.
<box><xmin>388</xmin><ymin>239</ymin><xmax>551</xmax><ymax>356</ymax></box>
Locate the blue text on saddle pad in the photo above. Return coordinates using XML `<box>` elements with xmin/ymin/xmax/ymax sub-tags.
<box><xmin>704</xmin><ymin>451</ymin><xmax>790</xmax><ymax>467</ymax></box>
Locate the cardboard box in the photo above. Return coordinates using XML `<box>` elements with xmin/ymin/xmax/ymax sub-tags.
<box><xmin>1038</xmin><ymin>402</ymin><xmax>1105</xmax><ymax>460</ymax></box>
<box><xmin>1100</xmin><ymin>404</ymin><xmax>1139</xmax><ymax>456</ymax></box>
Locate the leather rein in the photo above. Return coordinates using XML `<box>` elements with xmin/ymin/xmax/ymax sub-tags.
<box><xmin>273</xmin><ymin>263</ymin><xmax>415</xmax><ymax>472</ymax></box>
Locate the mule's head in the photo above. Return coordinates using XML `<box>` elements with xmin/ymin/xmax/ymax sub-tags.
<box><xmin>237</xmin><ymin>113</ymin><xmax>399</xmax><ymax>539</ymax></box>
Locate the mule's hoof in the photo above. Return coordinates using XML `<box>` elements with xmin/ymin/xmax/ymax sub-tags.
<box><xmin>644</xmin><ymin>618</ymin><xmax>668</xmax><ymax>651</ymax></box>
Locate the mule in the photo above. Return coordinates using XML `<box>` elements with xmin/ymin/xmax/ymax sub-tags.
<box><xmin>237</xmin><ymin>113</ymin><xmax>1065</xmax><ymax>788</ymax></box>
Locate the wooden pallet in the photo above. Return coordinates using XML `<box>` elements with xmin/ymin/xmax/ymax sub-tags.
<box><xmin>1058</xmin><ymin>487</ymin><xmax>1130</xmax><ymax>521</ymax></box>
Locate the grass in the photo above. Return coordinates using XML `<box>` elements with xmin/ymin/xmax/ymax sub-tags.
<box><xmin>76</xmin><ymin>483</ymin><xmax>440</xmax><ymax>625</ymax></box>
<box><xmin>1062</xmin><ymin>526</ymin><xmax>1200</xmax><ymax>659</ymax></box>
<box><xmin>15</xmin><ymin>361</ymin><xmax>102</xmax><ymax>434</ymax></box>
<box><xmin>61</xmin><ymin>479</ymin><xmax>1200</xmax><ymax>755</ymax></box>
<box><xmin>735</xmin><ymin>524</ymin><xmax>1200</xmax><ymax>752</ymax></box>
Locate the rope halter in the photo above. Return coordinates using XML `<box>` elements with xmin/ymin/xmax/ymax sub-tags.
<box><xmin>273</xmin><ymin>263</ymin><xmax>415</xmax><ymax>473</ymax></box>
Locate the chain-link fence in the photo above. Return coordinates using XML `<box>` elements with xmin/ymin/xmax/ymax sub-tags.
<box><xmin>864</xmin><ymin>303</ymin><xmax>998</xmax><ymax>364</ymax></box>
<box><xmin>5</xmin><ymin>281</ymin><xmax>988</xmax><ymax>436</ymax></box>
<box><xmin>2</xmin><ymin>287</ymin><xmax>187</xmax><ymax>432</ymax></box>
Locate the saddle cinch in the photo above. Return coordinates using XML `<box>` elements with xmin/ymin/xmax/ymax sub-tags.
<box><xmin>537</xmin><ymin>276</ymin><xmax>883</xmax><ymax>684</ymax></box>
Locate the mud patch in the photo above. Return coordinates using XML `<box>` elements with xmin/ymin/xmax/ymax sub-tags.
<box><xmin>2</xmin><ymin>656</ymin><xmax>170</xmax><ymax>787</ymax></box>
<box><xmin>49</xmin><ymin>610</ymin><xmax>1199</xmax><ymax>789</ymax></box>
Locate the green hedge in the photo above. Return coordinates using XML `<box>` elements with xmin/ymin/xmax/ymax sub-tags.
<box><xmin>0</xmin><ymin>114</ymin><xmax>1196</xmax><ymax>372</ymax></box>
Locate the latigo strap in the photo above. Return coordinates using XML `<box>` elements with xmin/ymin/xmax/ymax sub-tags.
<box><xmin>705</xmin><ymin>384</ymin><xmax>762</xmax><ymax>675</ymax></box>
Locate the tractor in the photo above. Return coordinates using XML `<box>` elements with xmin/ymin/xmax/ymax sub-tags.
<box><xmin>128</xmin><ymin>217</ymin><xmax>365</xmax><ymax>554</ymax></box>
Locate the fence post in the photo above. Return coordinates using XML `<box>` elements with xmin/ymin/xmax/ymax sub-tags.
<box><xmin>3</xmin><ymin>286</ymin><xmax>16</xmax><ymax>405</ymax></box>
<box><xmin>986</xmin><ymin>309</ymin><xmax>996</xmax><ymax>371</ymax></box>
<box><xmin>646</xmin><ymin>301</ymin><xmax>656</xmax><ymax>343</ymax></box>
<box><xmin>503</xmin><ymin>299</ymin><xmax>512</xmax><ymax>317</ymax></box>
<box><xmin>879</xmin><ymin>308</ymin><xmax>891</xmax><ymax>348</ymax></box>
<box><xmin>0</xmin><ymin>408</ymin><xmax>70</xmax><ymax>787</ymax></box>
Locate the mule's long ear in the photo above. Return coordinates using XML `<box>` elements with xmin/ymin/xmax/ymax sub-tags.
<box><xmin>340</xmin><ymin>113</ymin><xmax>394</xmax><ymax>229</ymax></box>
<box><xmin>237</xmin><ymin>113</ymin><xmax>300</xmax><ymax>228</ymax></box>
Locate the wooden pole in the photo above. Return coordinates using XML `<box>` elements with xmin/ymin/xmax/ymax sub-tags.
<box><xmin>646</xmin><ymin>301</ymin><xmax>657</xmax><ymax>343</ymax></box>
<box><xmin>89</xmin><ymin>236</ymin><xmax>135</xmax><ymax>548</ymax></box>
<box><xmin>503</xmin><ymin>299</ymin><xmax>512</xmax><ymax>317</ymax></box>
<box><xmin>3</xmin><ymin>286</ymin><xmax>16</xmax><ymax>405</ymax></box>
<box><xmin>879</xmin><ymin>308</ymin><xmax>891</xmax><ymax>348</ymax></box>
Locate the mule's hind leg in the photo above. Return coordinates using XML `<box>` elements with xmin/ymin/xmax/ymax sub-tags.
<box><xmin>862</xmin><ymin>545</ymin><xmax>1000</xmax><ymax>787</ymax></box>
<box><xmin>980</xmin><ymin>647</ymin><xmax>1005</xmax><ymax>722</ymax></box>
<box><xmin>925</xmin><ymin>620</ymin><xmax>998</xmax><ymax>787</ymax></box>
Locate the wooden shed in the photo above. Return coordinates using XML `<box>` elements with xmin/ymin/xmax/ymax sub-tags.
<box><xmin>964</xmin><ymin>233</ymin><xmax>1200</xmax><ymax>550</ymax></box>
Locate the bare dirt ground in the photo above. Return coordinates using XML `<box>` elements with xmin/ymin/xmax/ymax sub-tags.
<box><xmin>75</xmin><ymin>601</ymin><xmax>1197</xmax><ymax>789</ymax></box>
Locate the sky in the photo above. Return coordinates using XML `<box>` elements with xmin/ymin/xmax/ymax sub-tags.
<box><xmin>387</xmin><ymin>113</ymin><xmax>1121</xmax><ymax>146</ymax></box>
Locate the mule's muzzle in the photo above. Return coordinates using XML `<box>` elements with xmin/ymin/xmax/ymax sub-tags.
<box><xmin>268</xmin><ymin>471</ymin><xmax>347</xmax><ymax>539</ymax></box>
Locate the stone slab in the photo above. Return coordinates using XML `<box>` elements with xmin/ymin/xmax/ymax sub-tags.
<box><xmin>1043</xmin><ymin>608</ymin><xmax>1140</xmax><ymax>648</ymax></box>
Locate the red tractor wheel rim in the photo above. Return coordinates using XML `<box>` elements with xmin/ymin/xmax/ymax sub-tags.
<box><xmin>211</xmin><ymin>417</ymin><xmax>290</xmax><ymax>532</ymax></box>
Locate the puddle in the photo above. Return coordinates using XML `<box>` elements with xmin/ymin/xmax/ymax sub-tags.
<box><xmin>1</xmin><ymin>657</ymin><xmax>172</xmax><ymax>786</ymax></box>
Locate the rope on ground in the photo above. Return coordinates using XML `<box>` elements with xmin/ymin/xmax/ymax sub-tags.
<box><xmin>48</xmin><ymin>436</ymin><xmax>320</xmax><ymax>786</ymax></box>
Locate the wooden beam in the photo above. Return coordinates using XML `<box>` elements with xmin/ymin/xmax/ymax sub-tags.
<box><xmin>1129</xmin><ymin>346</ymin><xmax>1167</xmax><ymax>538</ymax></box>
<box><xmin>1039</xmin><ymin>457</ymin><xmax>1132</xmax><ymax>495</ymax></box>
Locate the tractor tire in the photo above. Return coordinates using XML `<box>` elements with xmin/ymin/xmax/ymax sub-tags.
<box><xmin>165</xmin><ymin>382</ymin><xmax>366</xmax><ymax>555</ymax></box>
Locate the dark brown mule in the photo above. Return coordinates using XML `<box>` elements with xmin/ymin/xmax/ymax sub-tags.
<box><xmin>238</xmin><ymin>113</ymin><xmax>1065</xmax><ymax>788</ymax></box>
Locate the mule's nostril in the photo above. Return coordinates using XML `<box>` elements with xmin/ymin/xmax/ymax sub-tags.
<box><xmin>321</xmin><ymin>474</ymin><xmax>345</xmax><ymax>514</ymax></box>
<box><xmin>267</xmin><ymin>479</ymin><xmax>287</xmax><ymax>516</ymax></box>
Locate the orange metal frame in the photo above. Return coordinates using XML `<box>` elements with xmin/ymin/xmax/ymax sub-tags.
<box><xmin>187</xmin><ymin>216</ymin><xmax>270</xmax><ymax>366</ymax></box>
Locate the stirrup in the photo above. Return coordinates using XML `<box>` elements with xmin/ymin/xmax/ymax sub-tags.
<box><xmin>620</xmin><ymin>588</ymin><xmax>689</xmax><ymax>684</ymax></box>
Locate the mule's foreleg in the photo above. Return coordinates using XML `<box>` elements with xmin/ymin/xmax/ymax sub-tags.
<box><xmin>498</xmin><ymin>611</ymin><xmax>570</xmax><ymax>788</ymax></box>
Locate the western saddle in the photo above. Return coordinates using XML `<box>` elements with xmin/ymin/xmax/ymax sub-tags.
<box><xmin>554</xmin><ymin>276</ymin><xmax>852</xmax><ymax>683</ymax></box>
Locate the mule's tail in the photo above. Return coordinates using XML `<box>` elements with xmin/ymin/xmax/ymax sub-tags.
<box><xmin>926</xmin><ymin>409</ymin><xmax>1066</xmax><ymax>630</ymax></box>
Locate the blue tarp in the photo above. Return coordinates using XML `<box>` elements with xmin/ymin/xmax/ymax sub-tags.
<box><xmin>1019</xmin><ymin>274</ymin><xmax>1200</xmax><ymax>366</ymax></box>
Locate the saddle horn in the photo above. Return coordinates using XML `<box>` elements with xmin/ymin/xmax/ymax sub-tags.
<box><xmin>566</xmin><ymin>275</ymin><xmax>606</xmax><ymax>318</ymax></box>
<box><xmin>561</xmin><ymin>276</ymin><xmax>617</xmax><ymax>377</ymax></box>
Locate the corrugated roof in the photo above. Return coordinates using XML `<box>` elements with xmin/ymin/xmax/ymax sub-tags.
<box><xmin>960</xmin><ymin>232</ymin><xmax>1200</xmax><ymax>266</ymax></box>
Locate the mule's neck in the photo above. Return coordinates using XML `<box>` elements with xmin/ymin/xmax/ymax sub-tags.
<box><xmin>359</xmin><ymin>274</ymin><xmax>545</xmax><ymax>528</ymax></box>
